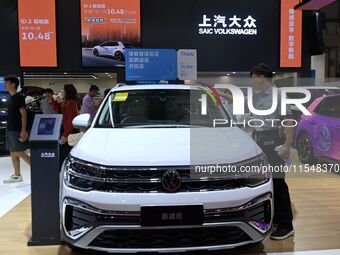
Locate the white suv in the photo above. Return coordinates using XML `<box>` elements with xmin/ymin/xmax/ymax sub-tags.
<box><xmin>60</xmin><ymin>84</ymin><xmax>273</xmax><ymax>253</ymax></box>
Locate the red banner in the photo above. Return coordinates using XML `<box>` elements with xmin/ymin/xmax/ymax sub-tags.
<box><xmin>17</xmin><ymin>0</ymin><xmax>57</xmax><ymax>67</ymax></box>
<box><xmin>280</xmin><ymin>0</ymin><xmax>302</xmax><ymax>68</ymax></box>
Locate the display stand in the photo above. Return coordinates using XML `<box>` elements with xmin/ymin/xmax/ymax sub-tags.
<box><xmin>27</xmin><ymin>114</ymin><xmax>63</xmax><ymax>246</ymax></box>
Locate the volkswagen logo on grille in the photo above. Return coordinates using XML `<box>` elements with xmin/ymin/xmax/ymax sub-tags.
<box><xmin>161</xmin><ymin>169</ymin><xmax>182</xmax><ymax>192</ymax></box>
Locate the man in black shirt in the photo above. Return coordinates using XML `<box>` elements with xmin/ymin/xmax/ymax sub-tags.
<box><xmin>3</xmin><ymin>76</ymin><xmax>30</xmax><ymax>184</ymax></box>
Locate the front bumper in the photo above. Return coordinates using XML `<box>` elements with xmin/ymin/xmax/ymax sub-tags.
<box><xmin>61</xmin><ymin>180</ymin><xmax>273</xmax><ymax>253</ymax></box>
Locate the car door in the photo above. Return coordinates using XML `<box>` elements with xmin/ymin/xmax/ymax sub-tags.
<box><xmin>313</xmin><ymin>96</ymin><xmax>340</xmax><ymax>161</ymax></box>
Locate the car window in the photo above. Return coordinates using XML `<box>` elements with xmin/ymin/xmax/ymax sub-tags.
<box><xmin>315</xmin><ymin>96</ymin><xmax>340</xmax><ymax>119</ymax></box>
<box><xmin>95</xmin><ymin>89</ymin><xmax>230</xmax><ymax>128</ymax></box>
<box><xmin>101</xmin><ymin>42</ymin><xmax>118</xmax><ymax>47</ymax></box>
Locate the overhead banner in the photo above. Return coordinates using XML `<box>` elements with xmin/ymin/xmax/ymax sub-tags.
<box><xmin>280</xmin><ymin>0</ymin><xmax>302</xmax><ymax>68</ymax></box>
<box><xmin>17</xmin><ymin>0</ymin><xmax>57</xmax><ymax>67</ymax></box>
<box><xmin>80</xmin><ymin>0</ymin><xmax>141</xmax><ymax>67</ymax></box>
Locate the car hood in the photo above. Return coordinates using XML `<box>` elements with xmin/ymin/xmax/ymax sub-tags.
<box><xmin>71</xmin><ymin>127</ymin><xmax>262</xmax><ymax>166</ymax></box>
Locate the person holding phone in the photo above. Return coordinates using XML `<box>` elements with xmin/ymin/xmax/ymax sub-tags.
<box><xmin>3</xmin><ymin>75</ymin><xmax>30</xmax><ymax>184</ymax></box>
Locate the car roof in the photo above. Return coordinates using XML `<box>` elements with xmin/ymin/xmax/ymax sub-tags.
<box><xmin>318</xmin><ymin>93</ymin><xmax>340</xmax><ymax>98</ymax></box>
<box><xmin>300</xmin><ymin>86</ymin><xmax>340</xmax><ymax>90</ymax></box>
<box><xmin>110</xmin><ymin>84</ymin><xmax>202</xmax><ymax>92</ymax></box>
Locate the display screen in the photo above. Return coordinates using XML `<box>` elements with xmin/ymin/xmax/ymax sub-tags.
<box><xmin>280</xmin><ymin>0</ymin><xmax>302</xmax><ymax>67</ymax></box>
<box><xmin>81</xmin><ymin>0</ymin><xmax>141</xmax><ymax>67</ymax></box>
<box><xmin>0</xmin><ymin>77</ymin><xmax>4</xmax><ymax>92</ymax></box>
<box><xmin>17</xmin><ymin>0</ymin><xmax>57</xmax><ymax>67</ymax></box>
<box><xmin>37</xmin><ymin>118</ymin><xmax>56</xmax><ymax>135</ymax></box>
<box><xmin>142</xmin><ymin>0</ymin><xmax>281</xmax><ymax>71</ymax></box>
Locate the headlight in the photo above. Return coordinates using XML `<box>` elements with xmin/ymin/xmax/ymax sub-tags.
<box><xmin>236</xmin><ymin>153</ymin><xmax>271</xmax><ymax>187</ymax></box>
<box><xmin>63</xmin><ymin>157</ymin><xmax>95</xmax><ymax>191</ymax></box>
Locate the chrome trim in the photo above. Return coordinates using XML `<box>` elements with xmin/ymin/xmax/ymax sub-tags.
<box><xmin>64</xmin><ymin>198</ymin><xmax>140</xmax><ymax>216</ymax></box>
<box><xmin>85</xmin><ymin>241</ymin><xmax>256</xmax><ymax>253</ymax></box>
<box><xmin>204</xmin><ymin>192</ymin><xmax>272</xmax><ymax>214</ymax></box>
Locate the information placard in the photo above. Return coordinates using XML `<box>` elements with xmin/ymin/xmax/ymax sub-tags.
<box><xmin>17</xmin><ymin>0</ymin><xmax>57</xmax><ymax>67</ymax></box>
<box><xmin>177</xmin><ymin>49</ymin><xmax>197</xmax><ymax>80</ymax></box>
<box><xmin>125</xmin><ymin>49</ymin><xmax>178</xmax><ymax>81</ymax></box>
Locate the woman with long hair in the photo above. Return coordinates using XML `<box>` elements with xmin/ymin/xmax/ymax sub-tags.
<box><xmin>60</xmin><ymin>84</ymin><xmax>80</xmax><ymax>162</ymax></box>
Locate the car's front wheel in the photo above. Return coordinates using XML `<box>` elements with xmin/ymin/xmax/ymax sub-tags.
<box><xmin>297</xmin><ymin>133</ymin><xmax>315</xmax><ymax>164</ymax></box>
<box><xmin>93</xmin><ymin>48</ymin><xmax>99</xmax><ymax>56</ymax></box>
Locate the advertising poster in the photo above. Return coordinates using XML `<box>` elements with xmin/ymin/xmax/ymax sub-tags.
<box><xmin>17</xmin><ymin>0</ymin><xmax>57</xmax><ymax>67</ymax></box>
<box><xmin>81</xmin><ymin>0</ymin><xmax>141</xmax><ymax>67</ymax></box>
<box><xmin>280</xmin><ymin>0</ymin><xmax>302</xmax><ymax>68</ymax></box>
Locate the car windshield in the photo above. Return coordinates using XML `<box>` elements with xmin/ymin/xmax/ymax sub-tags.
<box><xmin>95</xmin><ymin>88</ymin><xmax>230</xmax><ymax>128</ymax></box>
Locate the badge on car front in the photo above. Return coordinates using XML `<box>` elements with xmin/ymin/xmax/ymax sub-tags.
<box><xmin>161</xmin><ymin>169</ymin><xmax>182</xmax><ymax>192</ymax></box>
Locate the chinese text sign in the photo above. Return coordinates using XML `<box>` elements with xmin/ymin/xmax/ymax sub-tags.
<box><xmin>280</xmin><ymin>0</ymin><xmax>302</xmax><ymax>68</ymax></box>
<box><xmin>18</xmin><ymin>0</ymin><xmax>57</xmax><ymax>67</ymax></box>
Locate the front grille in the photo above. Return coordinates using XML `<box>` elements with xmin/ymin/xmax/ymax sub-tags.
<box><xmin>67</xmin><ymin>159</ymin><xmax>248</xmax><ymax>193</ymax></box>
<box><xmin>89</xmin><ymin>226</ymin><xmax>251</xmax><ymax>249</ymax></box>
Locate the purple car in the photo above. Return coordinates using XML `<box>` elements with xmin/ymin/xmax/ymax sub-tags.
<box><xmin>296</xmin><ymin>94</ymin><xmax>340</xmax><ymax>163</ymax></box>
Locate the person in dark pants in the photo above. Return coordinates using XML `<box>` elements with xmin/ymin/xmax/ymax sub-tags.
<box><xmin>3</xmin><ymin>76</ymin><xmax>31</xmax><ymax>183</ymax></box>
<box><xmin>250</xmin><ymin>64</ymin><xmax>294</xmax><ymax>240</ymax></box>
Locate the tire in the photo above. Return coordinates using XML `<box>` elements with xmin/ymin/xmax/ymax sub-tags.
<box><xmin>297</xmin><ymin>133</ymin><xmax>315</xmax><ymax>164</ymax></box>
<box><xmin>93</xmin><ymin>49</ymin><xmax>99</xmax><ymax>56</ymax></box>
<box><xmin>114</xmin><ymin>51</ymin><xmax>124</xmax><ymax>61</ymax></box>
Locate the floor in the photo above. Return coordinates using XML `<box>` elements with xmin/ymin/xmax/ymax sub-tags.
<box><xmin>0</xmin><ymin>153</ymin><xmax>340</xmax><ymax>255</ymax></box>
<box><xmin>0</xmin><ymin>154</ymin><xmax>31</xmax><ymax>218</ymax></box>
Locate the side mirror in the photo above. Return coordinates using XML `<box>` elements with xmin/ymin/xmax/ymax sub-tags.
<box><xmin>72</xmin><ymin>114</ymin><xmax>90</xmax><ymax>129</ymax></box>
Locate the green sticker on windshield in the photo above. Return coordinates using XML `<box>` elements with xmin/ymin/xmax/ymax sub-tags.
<box><xmin>202</xmin><ymin>88</ymin><xmax>218</xmax><ymax>106</ymax></box>
<box><xmin>112</xmin><ymin>92</ymin><xmax>129</xmax><ymax>102</ymax></box>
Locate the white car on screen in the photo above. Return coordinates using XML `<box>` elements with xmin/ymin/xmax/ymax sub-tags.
<box><xmin>92</xmin><ymin>41</ymin><xmax>134</xmax><ymax>61</ymax></box>
<box><xmin>60</xmin><ymin>84</ymin><xmax>273</xmax><ymax>253</ymax></box>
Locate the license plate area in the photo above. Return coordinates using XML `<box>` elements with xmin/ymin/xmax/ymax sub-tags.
<box><xmin>141</xmin><ymin>205</ymin><xmax>204</xmax><ymax>227</ymax></box>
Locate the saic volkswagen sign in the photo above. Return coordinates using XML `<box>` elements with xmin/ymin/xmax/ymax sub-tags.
<box><xmin>198</xmin><ymin>14</ymin><xmax>258</xmax><ymax>35</ymax></box>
